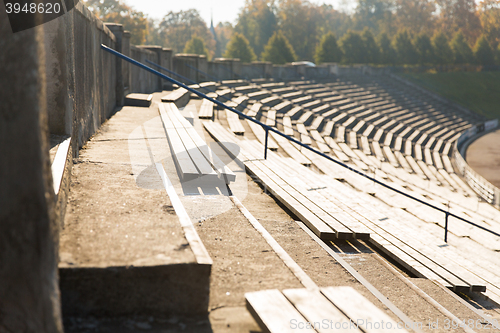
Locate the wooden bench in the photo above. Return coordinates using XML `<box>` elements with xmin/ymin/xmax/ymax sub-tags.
<box><xmin>161</xmin><ymin>87</ymin><xmax>190</xmax><ymax>106</ymax></box>
<box><xmin>225</xmin><ymin>109</ymin><xmax>246</xmax><ymax>135</ymax></box>
<box><xmin>160</xmin><ymin>103</ymin><xmax>235</xmax><ymax>183</ymax></box>
<box><xmin>266</xmin><ymin>110</ymin><xmax>277</xmax><ymax>127</ymax></box>
<box><xmin>198</xmin><ymin>98</ymin><xmax>214</xmax><ymax>119</ymax></box>
<box><xmin>246</xmin><ymin>287</ymin><xmax>405</xmax><ymax>333</ymax></box>
<box><xmin>246</xmin><ymin>119</ymin><xmax>279</xmax><ymax>151</ymax></box>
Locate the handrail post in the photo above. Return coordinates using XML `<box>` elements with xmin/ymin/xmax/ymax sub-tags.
<box><xmin>264</xmin><ymin>128</ymin><xmax>269</xmax><ymax>160</ymax></box>
<box><xmin>444</xmin><ymin>212</ymin><xmax>449</xmax><ymax>243</ymax></box>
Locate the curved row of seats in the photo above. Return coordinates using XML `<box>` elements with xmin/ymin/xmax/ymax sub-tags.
<box><xmin>207</xmin><ymin>77</ymin><xmax>500</xmax><ymax>250</ymax></box>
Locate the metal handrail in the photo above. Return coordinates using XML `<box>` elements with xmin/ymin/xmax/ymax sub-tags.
<box><xmin>147</xmin><ymin>60</ymin><xmax>307</xmax><ymax>141</ymax></box>
<box><xmin>101</xmin><ymin>44</ymin><xmax>500</xmax><ymax>242</ymax></box>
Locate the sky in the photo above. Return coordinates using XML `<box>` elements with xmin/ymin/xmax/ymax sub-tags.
<box><xmin>125</xmin><ymin>0</ymin><xmax>356</xmax><ymax>26</ymax></box>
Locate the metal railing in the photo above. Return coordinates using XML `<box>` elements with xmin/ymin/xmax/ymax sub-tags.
<box><xmin>101</xmin><ymin>44</ymin><xmax>500</xmax><ymax>243</ymax></box>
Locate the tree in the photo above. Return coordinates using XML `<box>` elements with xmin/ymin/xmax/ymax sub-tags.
<box><xmin>353</xmin><ymin>0</ymin><xmax>394</xmax><ymax>35</ymax></box>
<box><xmin>435</xmin><ymin>0</ymin><xmax>481</xmax><ymax>43</ymax></box>
<box><xmin>378</xmin><ymin>32</ymin><xmax>397</xmax><ymax>64</ymax></box>
<box><xmin>339</xmin><ymin>30</ymin><xmax>366</xmax><ymax>64</ymax></box>
<box><xmin>235</xmin><ymin>0</ymin><xmax>277</xmax><ymax>57</ymax></box>
<box><xmin>394</xmin><ymin>0</ymin><xmax>435</xmax><ymax>35</ymax></box>
<box><xmin>224</xmin><ymin>33</ymin><xmax>257</xmax><ymax>62</ymax></box>
<box><xmin>215</xmin><ymin>22</ymin><xmax>234</xmax><ymax>58</ymax></box>
<box><xmin>183</xmin><ymin>36</ymin><xmax>209</xmax><ymax>57</ymax></box>
<box><xmin>474</xmin><ymin>34</ymin><xmax>495</xmax><ymax>65</ymax></box>
<box><xmin>414</xmin><ymin>33</ymin><xmax>434</xmax><ymax>64</ymax></box>
<box><xmin>394</xmin><ymin>30</ymin><xmax>417</xmax><ymax>64</ymax></box>
<box><xmin>157</xmin><ymin>9</ymin><xmax>215</xmax><ymax>56</ymax></box>
<box><xmin>431</xmin><ymin>31</ymin><xmax>453</xmax><ymax>64</ymax></box>
<box><xmin>278</xmin><ymin>0</ymin><xmax>321</xmax><ymax>61</ymax></box>
<box><xmin>261</xmin><ymin>31</ymin><xmax>297</xmax><ymax>64</ymax></box>
<box><xmin>314</xmin><ymin>32</ymin><xmax>343</xmax><ymax>64</ymax></box>
<box><xmin>361</xmin><ymin>28</ymin><xmax>380</xmax><ymax>63</ymax></box>
<box><xmin>479</xmin><ymin>0</ymin><xmax>500</xmax><ymax>49</ymax></box>
<box><xmin>451</xmin><ymin>32</ymin><xmax>474</xmax><ymax>64</ymax></box>
<box><xmin>84</xmin><ymin>0</ymin><xmax>148</xmax><ymax>45</ymax></box>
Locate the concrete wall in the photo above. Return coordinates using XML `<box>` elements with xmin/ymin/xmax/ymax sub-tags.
<box><xmin>130</xmin><ymin>46</ymin><xmax>157</xmax><ymax>93</ymax></box>
<box><xmin>241</xmin><ymin>61</ymin><xmax>272</xmax><ymax>79</ymax></box>
<box><xmin>0</xmin><ymin>7</ymin><xmax>64</xmax><ymax>332</ymax></box>
<box><xmin>208</xmin><ymin>58</ymin><xmax>242</xmax><ymax>81</ymax></box>
<box><xmin>173</xmin><ymin>54</ymin><xmax>209</xmax><ymax>84</ymax></box>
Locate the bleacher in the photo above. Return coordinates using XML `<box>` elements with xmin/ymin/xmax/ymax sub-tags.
<box><xmin>205</xmin><ymin>74</ymin><xmax>500</xmax><ymax>306</ymax></box>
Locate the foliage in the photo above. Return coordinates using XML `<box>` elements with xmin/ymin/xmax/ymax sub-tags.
<box><xmin>402</xmin><ymin>72</ymin><xmax>500</xmax><ymax>119</ymax></box>
<box><xmin>158</xmin><ymin>9</ymin><xmax>215</xmax><ymax>57</ymax></box>
<box><xmin>314</xmin><ymin>32</ymin><xmax>342</xmax><ymax>64</ymax></box>
<box><xmin>183</xmin><ymin>36</ymin><xmax>209</xmax><ymax>57</ymax></box>
<box><xmin>431</xmin><ymin>31</ymin><xmax>453</xmax><ymax>64</ymax></box>
<box><xmin>451</xmin><ymin>32</ymin><xmax>474</xmax><ymax>64</ymax></box>
<box><xmin>394</xmin><ymin>0</ymin><xmax>435</xmax><ymax>35</ymax></box>
<box><xmin>85</xmin><ymin>0</ymin><xmax>500</xmax><ymax>67</ymax></box>
<box><xmin>214</xmin><ymin>22</ymin><xmax>234</xmax><ymax>58</ymax></box>
<box><xmin>84</xmin><ymin>0</ymin><xmax>148</xmax><ymax>45</ymax></box>
<box><xmin>378</xmin><ymin>32</ymin><xmax>397</xmax><ymax>64</ymax></box>
<box><xmin>339</xmin><ymin>30</ymin><xmax>366</xmax><ymax>64</ymax></box>
<box><xmin>235</xmin><ymin>0</ymin><xmax>277</xmax><ymax>58</ymax></box>
<box><xmin>414</xmin><ymin>33</ymin><xmax>433</xmax><ymax>64</ymax></box>
<box><xmin>361</xmin><ymin>28</ymin><xmax>380</xmax><ymax>64</ymax></box>
<box><xmin>394</xmin><ymin>30</ymin><xmax>417</xmax><ymax>64</ymax></box>
<box><xmin>223</xmin><ymin>33</ymin><xmax>257</xmax><ymax>63</ymax></box>
<box><xmin>474</xmin><ymin>34</ymin><xmax>495</xmax><ymax>65</ymax></box>
<box><xmin>261</xmin><ymin>31</ymin><xmax>296</xmax><ymax>64</ymax></box>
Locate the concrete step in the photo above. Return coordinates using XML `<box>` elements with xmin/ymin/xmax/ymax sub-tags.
<box><xmin>59</xmin><ymin>96</ymin><xmax>212</xmax><ymax>317</ymax></box>
<box><xmin>125</xmin><ymin>93</ymin><xmax>153</xmax><ymax>107</ymax></box>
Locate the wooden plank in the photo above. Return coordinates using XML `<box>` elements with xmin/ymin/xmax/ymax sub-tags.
<box><xmin>243</xmin><ymin>159</ymin><xmax>334</xmax><ymax>239</ymax></box>
<box><xmin>184</xmin><ymin>127</ymin><xmax>236</xmax><ymax>183</ymax></box>
<box><xmin>198</xmin><ymin>98</ymin><xmax>214</xmax><ymax>119</ymax></box>
<box><xmin>282</xmin><ymin>116</ymin><xmax>295</xmax><ymax>136</ymax></box>
<box><xmin>246</xmin><ymin>102</ymin><xmax>262</xmax><ymax>117</ymax></box>
<box><xmin>405</xmin><ymin>155</ymin><xmax>426</xmax><ymax>178</ymax></box>
<box><xmin>321</xmin><ymin>120</ymin><xmax>335</xmax><ymax>136</ymax></box>
<box><xmin>310</xmin><ymin>130</ymin><xmax>331</xmax><ymax>154</ymax></box>
<box><xmin>296</xmin><ymin>123</ymin><xmax>313</xmax><ymax>145</ymax></box>
<box><xmin>360</xmin><ymin>136</ymin><xmax>372</xmax><ymax>155</ymax></box>
<box><xmin>371</xmin><ymin>141</ymin><xmax>386</xmax><ymax>162</ymax></box>
<box><xmin>246</xmin><ymin>119</ymin><xmax>279</xmax><ymax>151</ymax></box>
<box><xmin>348</xmin><ymin>131</ymin><xmax>358</xmax><ymax>149</ymax></box>
<box><xmin>257</xmin><ymin>153</ymin><xmax>365</xmax><ymax>240</ymax></box>
<box><xmin>321</xmin><ymin>287</ymin><xmax>407</xmax><ymax>333</ymax></box>
<box><xmin>159</xmin><ymin>105</ymin><xmax>200</xmax><ymax>180</ymax></box>
<box><xmin>287</xmin><ymin>106</ymin><xmax>303</xmax><ymax>119</ymax></box>
<box><xmin>383</xmin><ymin>146</ymin><xmax>400</xmax><ymax>168</ymax></box>
<box><xmin>246</xmin><ymin>289</ymin><xmax>309</xmax><ymax>333</ymax></box>
<box><xmin>283</xmin><ymin>289</ymin><xmax>362</xmax><ymax>333</ymax></box>
<box><xmin>266</xmin><ymin>110</ymin><xmax>277</xmax><ymax>127</ymax></box>
<box><xmin>270</xmin><ymin>131</ymin><xmax>312</xmax><ymax>166</ymax></box>
<box><xmin>225</xmin><ymin>109</ymin><xmax>246</xmax><ymax>135</ymax></box>
<box><xmin>441</xmin><ymin>155</ymin><xmax>455</xmax><ymax>174</ymax></box>
<box><xmin>394</xmin><ymin>151</ymin><xmax>413</xmax><ymax>173</ymax></box>
<box><xmin>164</xmin><ymin>109</ymin><xmax>219</xmax><ymax>179</ymax></box>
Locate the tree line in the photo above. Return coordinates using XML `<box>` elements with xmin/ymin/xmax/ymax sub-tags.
<box><xmin>84</xmin><ymin>0</ymin><xmax>500</xmax><ymax>66</ymax></box>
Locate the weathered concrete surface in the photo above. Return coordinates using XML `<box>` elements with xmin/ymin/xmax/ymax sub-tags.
<box><xmin>0</xmin><ymin>7</ymin><xmax>63</xmax><ymax>332</ymax></box>
<box><xmin>466</xmin><ymin>128</ymin><xmax>500</xmax><ymax>188</ymax></box>
<box><xmin>124</xmin><ymin>93</ymin><xmax>152</xmax><ymax>107</ymax></box>
<box><xmin>59</xmin><ymin>96</ymin><xmax>210</xmax><ymax>317</ymax></box>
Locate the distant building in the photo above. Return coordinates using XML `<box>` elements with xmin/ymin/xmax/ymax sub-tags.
<box><xmin>210</xmin><ymin>12</ymin><xmax>222</xmax><ymax>58</ymax></box>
